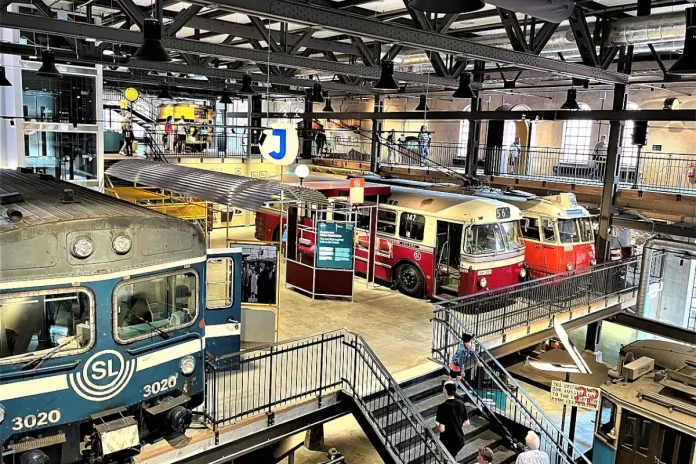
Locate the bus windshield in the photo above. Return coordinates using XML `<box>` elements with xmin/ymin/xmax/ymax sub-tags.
<box><xmin>559</xmin><ymin>218</ymin><xmax>593</xmax><ymax>244</ymax></box>
<box><xmin>463</xmin><ymin>221</ymin><xmax>523</xmax><ymax>256</ymax></box>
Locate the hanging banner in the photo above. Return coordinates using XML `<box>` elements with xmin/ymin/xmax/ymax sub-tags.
<box><xmin>550</xmin><ymin>380</ymin><xmax>600</xmax><ymax>410</ymax></box>
<box><xmin>259</xmin><ymin>122</ymin><xmax>299</xmax><ymax>165</ymax></box>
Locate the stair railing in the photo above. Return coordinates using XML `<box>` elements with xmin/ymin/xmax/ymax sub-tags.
<box><xmin>432</xmin><ymin>315</ymin><xmax>591</xmax><ymax>464</ymax></box>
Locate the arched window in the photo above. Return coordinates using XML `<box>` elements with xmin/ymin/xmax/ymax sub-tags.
<box><xmin>458</xmin><ymin>105</ymin><xmax>471</xmax><ymax>157</ymax></box>
<box><xmin>561</xmin><ymin>102</ymin><xmax>592</xmax><ymax>163</ymax></box>
<box><xmin>620</xmin><ymin>102</ymin><xmax>640</xmax><ymax>168</ymax></box>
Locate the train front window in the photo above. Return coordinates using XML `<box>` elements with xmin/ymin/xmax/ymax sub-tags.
<box><xmin>464</xmin><ymin>222</ymin><xmax>522</xmax><ymax>255</ymax></box>
<box><xmin>500</xmin><ymin>221</ymin><xmax>523</xmax><ymax>251</ymax></box>
<box><xmin>114</xmin><ymin>271</ymin><xmax>198</xmax><ymax>342</ymax></box>
<box><xmin>559</xmin><ymin>219</ymin><xmax>581</xmax><ymax>244</ymax></box>
<box><xmin>0</xmin><ymin>289</ymin><xmax>93</xmax><ymax>363</ymax></box>
<box><xmin>578</xmin><ymin>217</ymin><xmax>594</xmax><ymax>242</ymax></box>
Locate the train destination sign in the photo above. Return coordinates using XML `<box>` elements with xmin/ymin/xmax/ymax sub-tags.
<box><xmin>316</xmin><ymin>222</ymin><xmax>355</xmax><ymax>270</ymax></box>
<box><xmin>550</xmin><ymin>380</ymin><xmax>600</xmax><ymax>411</ymax></box>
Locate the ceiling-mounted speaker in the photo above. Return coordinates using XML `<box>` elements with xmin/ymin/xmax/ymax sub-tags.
<box><xmin>410</xmin><ymin>0</ymin><xmax>485</xmax><ymax>13</ymax></box>
<box><xmin>632</xmin><ymin>121</ymin><xmax>649</xmax><ymax>146</ymax></box>
<box><xmin>668</xmin><ymin>8</ymin><xmax>696</xmax><ymax>75</ymax></box>
<box><xmin>485</xmin><ymin>0</ymin><xmax>574</xmax><ymax>23</ymax></box>
<box><xmin>36</xmin><ymin>50</ymin><xmax>63</xmax><ymax>79</ymax></box>
<box><xmin>133</xmin><ymin>18</ymin><xmax>171</xmax><ymax>62</ymax></box>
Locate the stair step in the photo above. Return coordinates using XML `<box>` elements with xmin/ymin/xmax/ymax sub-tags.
<box><xmin>404</xmin><ymin>428</ymin><xmax>503</xmax><ymax>464</ymax></box>
<box><xmin>401</xmin><ymin>375</ymin><xmax>449</xmax><ymax>402</ymax></box>
<box><xmin>488</xmin><ymin>445</ymin><xmax>517</xmax><ymax>464</ymax></box>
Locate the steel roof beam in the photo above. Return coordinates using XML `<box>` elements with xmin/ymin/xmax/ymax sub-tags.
<box><xmin>115</xmin><ymin>0</ymin><xmax>145</xmax><ymax>29</ymax></box>
<box><xmin>0</xmin><ymin>12</ymin><xmax>461</xmax><ymax>88</ymax></box>
<box><xmin>165</xmin><ymin>5</ymin><xmax>203</xmax><ymax>36</ymax></box>
<box><xmin>194</xmin><ymin>0</ymin><xmax>629</xmax><ymax>83</ymax></box>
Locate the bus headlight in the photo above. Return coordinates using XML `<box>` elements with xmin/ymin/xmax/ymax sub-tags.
<box><xmin>566</xmin><ymin>263</ymin><xmax>573</xmax><ymax>271</ymax></box>
<box><xmin>591</xmin><ymin>259</ymin><xmax>597</xmax><ymax>266</ymax></box>
<box><xmin>180</xmin><ymin>355</ymin><xmax>196</xmax><ymax>376</ymax></box>
<box><xmin>71</xmin><ymin>237</ymin><xmax>94</xmax><ymax>259</ymax></box>
<box><xmin>0</xmin><ymin>405</ymin><xmax>5</xmax><ymax>424</ymax></box>
<box><xmin>519</xmin><ymin>268</ymin><xmax>527</xmax><ymax>279</ymax></box>
<box><xmin>112</xmin><ymin>234</ymin><xmax>132</xmax><ymax>254</ymax></box>
<box><xmin>479</xmin><ymin>277</ymin><xmax>487</xmax><ymax>288</ymax></box>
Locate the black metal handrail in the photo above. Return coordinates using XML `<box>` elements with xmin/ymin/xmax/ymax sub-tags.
<box><xmin>431</xmin><ymin>316</ymin><xmax>589</xmax><ymax>464</ymax></box>
<box><xmin>435</xmin><ymin>257</ymin><xmax>641</xmax><ymax>340</ymax></box>
<box><xmin>205</xmin><ymin>329</ymin><xmax>457</xmax><ymax>463</ymax></box>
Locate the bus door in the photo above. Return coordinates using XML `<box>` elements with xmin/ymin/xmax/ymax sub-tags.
<box><xmin>204</xmin><ymin>248</ymin><xmax>242</xmax><ymax>359</ymax></box>
<box><xmin>540</xmin><ymin>217</ymin><xmax>560</xmax><ymax>273</ymax></box>
<box><xmin>435</xmin><ymin>220</ymin><xmax>463</xmax><ymax>297</ymax></box>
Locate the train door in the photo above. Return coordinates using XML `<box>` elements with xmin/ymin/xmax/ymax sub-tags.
<box><xmin>617</xmin><ymin>411</ymin><xmax>661</xmax><ymax>464</ymax></box>
<box><xmin>434</xmin><ymin>220</ymin><xmax>463</xmax><ymax>297</ymax></box>
<box><xmin>540</xmin><ymin>216</ymin><xmax>559</xmax><ymax>273</ymax></box>
<box><xmin>204</xmin><ymin>248</ymin><xmax>242</xmax><ymax>358</ymax></box>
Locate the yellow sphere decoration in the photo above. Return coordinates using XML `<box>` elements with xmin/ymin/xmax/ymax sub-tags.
<box><xmin>124</xmin><ymin>88</ymin><xmax>139</xmax><ymax>102</ymax></box>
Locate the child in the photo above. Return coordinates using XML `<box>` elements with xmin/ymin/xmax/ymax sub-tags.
<box><xmin>449</xmin><ymin>333</ymin><xmax>475</xmax><ymax>383</ymax></box>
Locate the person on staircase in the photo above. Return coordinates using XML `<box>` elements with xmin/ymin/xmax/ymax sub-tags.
<box><xmin>477</xmin><ymin>447</ymin><xmax>495</xmax><ymax>464</ymax></box>
<box><xmin>435</xmin><ymin>381</ymin><xmax>470</xmax><ymax>459</ymax></box>
<box><xmin>516</xmin><ymin>431</ymin><xmax>550</xmax><ymax>464</ymax></box>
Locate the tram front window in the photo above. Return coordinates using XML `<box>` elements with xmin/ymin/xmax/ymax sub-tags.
<box><xmin>559</xmin><ymin>219</ymin><xmax>581</xmax><ymax>244</ymax></box>
<box><xmin>0</xmin><ymin>290</ymin><xmax>93</xmax><ymax>362</ymax></box>
<box><xmin>115</xmin><ymin>271</ymin><xmax>198</xmax><ymax>342</ymax></box>
<box><xmin>463</xmin><ymin>222</ymin><xmax>523</xmax><ymax>255</ymax></box>
<box><xmin>578</xmin><ymin>217</ymin><xmax>594</xmax><ymax>242</ymax></box>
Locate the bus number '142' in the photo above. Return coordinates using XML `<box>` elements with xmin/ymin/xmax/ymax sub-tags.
<box><xmin>12</xmin><ymin>410</ymin><xmax>61</xmax><ymax>430</ymax></box>
<box><xmin>143</xmin><ymin>376</ymin><xmax>178</xmax><ymax>398</ymax></box>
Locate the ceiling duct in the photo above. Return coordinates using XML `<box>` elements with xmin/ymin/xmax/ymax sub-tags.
<box><xmin>485</xmin><ymin>0</ymin><xmax>574</xmax><ymax>23</ymax></box>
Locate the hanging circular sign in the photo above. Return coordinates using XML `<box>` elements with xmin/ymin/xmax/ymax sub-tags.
<box><xmin>124</xmin><ymin>88</ymin><xmax>139</xmax><ymax>102</ymax></box>
<box><xmin>259</xmin><ymin>122</ymin><xmax>299</xmax><ymax>165</ymax></box>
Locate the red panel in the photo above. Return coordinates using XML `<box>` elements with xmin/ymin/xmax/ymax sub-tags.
<box><xmin>459</xmin><ymin>261</ymin><xmax>525</xmax><ymax>296</ymax></box>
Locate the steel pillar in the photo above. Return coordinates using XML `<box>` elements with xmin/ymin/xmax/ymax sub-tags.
<box><xmin>302</xmin><ymin>91</ymin><xmax>313</xmax><ymax>159</ymax></box>
<box><xmin>465</xmin><ymin>60</ymin><xmax>485</xmax><ymax>178</ymax></box>
<box><xmin>370</xmin><ymin>95</ymin><xmax>383</xmax><ymax>173</ymax></box>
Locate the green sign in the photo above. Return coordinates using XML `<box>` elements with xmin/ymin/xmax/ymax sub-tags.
<box><xmin>316</xmin><ymin>222</ymin><xmax>354</xmax><ymax>270</ymax></box>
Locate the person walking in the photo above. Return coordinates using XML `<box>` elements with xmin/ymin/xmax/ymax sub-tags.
<box><xmin>418</xmin><ymin>125</ymin><xmax>431</xmax><ymax>166</ymax></box>
<box><xmin>164</xmin><ymin>116</ymin><xmax>174</xmax><ymax>153</ymax></box>
<box><xmin>516</xmin><ymin>431</ymin><xmax>550</xmax><ymax>464</ymax></box>
<box><xmin>176</xmin><ymin>116</ymin><xmax>187</xmax><ymax>154</ymax></box>
<box><xmin>477</xmin><ymin>447</ymin><xmax>495</xmax><ymax>464</ymax></box>
<box><xmin>315</xmin><ymin>129</ymin><xmax>327</xmax><ymax>157</ymax></box>
<box><xmin>123</xmin><ymin>123</ymin><xmax>135</xmax><ymax>157</ymax></box>
<box><xmin>386</xmin><ymin>129</ymin><xmax>396</xmax><ymax>164</ymax></box>
<box><xmin>508</xmin><ymin>137</ymin><xmax>522</xmax><ymax>174</ymax></box>
<box><xmin>120</xmin><ymin>113</ymin><xmax>131</xmax><ymax>155</ymax></box>
<box><xmin>449</xmin><ymin>333</ymin><xmax>475</xmax><ymax>383</ymax></box>
<box><xmin>592</xmin><ymin>135</ymin><xmax>608</xmax><ymax>180</ymax></box>
<box><xmin>435</xmin><ymin>381</ymin><xmax>470</xmax><ymax>459</ymax></box>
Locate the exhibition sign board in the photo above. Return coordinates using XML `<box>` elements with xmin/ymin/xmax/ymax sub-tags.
<box><xmin>316</xmin><ymin>222</ymin><xmax>355</xmax><ymax>270</ymax></box>
<box><xmin>259</xmin><ymin>122</ymin><xmax>299</xmax><ymax>165</ymax></box>
<box><xmin>550</xmin><ymin>380</ymin><xmax>600</xmax><ymax>410</ymax></box>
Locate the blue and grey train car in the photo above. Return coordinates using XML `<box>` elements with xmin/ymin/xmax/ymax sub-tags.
<box><xmin>0</xmin><ymin>169</ymin><xmax>241</xmax><ymax>463</ymax></box>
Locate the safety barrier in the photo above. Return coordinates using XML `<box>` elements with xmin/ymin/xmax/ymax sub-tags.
<box><xmin>205</xmin><ymin>330</ymin><xmax>457</xmax><ymax>463</ymax></box>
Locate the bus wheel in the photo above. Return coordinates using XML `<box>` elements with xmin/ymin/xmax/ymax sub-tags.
<box><xmin>395</xmin><ymin>263</ymin><xmax>425</xmax><ymax>298</ymax></box>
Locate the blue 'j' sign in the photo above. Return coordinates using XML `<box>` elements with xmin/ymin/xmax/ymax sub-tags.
<box><xmin>260</xmin><ymin>122</ymin><xmax>299</xmax><ymax>165</ymax></box>
<box><xmin>269</xmin><ymin>128</ymin><xmax>287</xmax><ymax>160</ymax></box>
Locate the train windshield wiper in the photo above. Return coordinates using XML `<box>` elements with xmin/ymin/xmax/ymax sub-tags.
<box><xmin>22</xmin><ymin>332</ymin><xmax>87</xmax><ymax>371</ymax></box>
<box><xmin>123</xmin><ymin>306</ymin><xmax>170</xmax><ymax>341</ymax></box>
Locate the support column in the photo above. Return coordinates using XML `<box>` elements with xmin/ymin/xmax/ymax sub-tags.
<box><xmin>248</xmin><ymin>94</ymin><xmax>262</xmax><ymax>159</ymax></box>
<box><xmin>304</xmin><ymin>424</ymin><xmax>324</xmax><ymax>451</ymax></box>
<box><xmin>302</xmin><ymin>89</ymin><xmax>313</xmax><ymax>159</ymax></box>
<box><xmin>370</xmin><ymin>94</ymin><xmax>383</xmax><ymax>173</ymax></box>
<box><xmin>465</xmin><ymin>60</ymin><xmax>484</xmax><ymax>178</ymax></box>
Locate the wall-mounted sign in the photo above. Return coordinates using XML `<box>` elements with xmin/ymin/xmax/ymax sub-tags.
<box><xmin>259</xmin><ymin>122</ymin><xmax>299</xmax><ymax>165</ymax></box>
<box><xmin>350</xmin><ymin>178</ymin><xmax>365</xmax><ymax>205</ymax></box>
<box><xmin>316</xmin><ymin>222</ymin><xmax>355</xmax><ymax>270</ymax></box>
<box><xmin>550</xmin><ymin>380</ymin><xmax>600</xmax><ymax>410</ymax></box>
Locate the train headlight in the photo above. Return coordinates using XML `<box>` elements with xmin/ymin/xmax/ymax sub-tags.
<box><xmin>479</xmin><ymin>277</ymin><xmax>487</xmax><ymax>288</ymax></box>
<box><xmin>71</xmin><ymin>237</ymin><xmax>94</xmax><ymax>259</ymax></box>
<box><xmin>519</xmin><ymin>268</ymin><xmax>527</xmax><ymax>279</ymax></box>
<box><xmin>0</xmin><ymin>405</ymin><xmax>5</xmax><ymax>424</ymax></box>
<box><xmin>591</xmin><ymin>259</ymin><xmax>597</xmax><ymax>266</ymax></box>
<box><xmin>566</xmin><ymin>262</ymin><xmax>573</xmax><ymax>271</ymax></box>
<box><xmin>180</xmin><ymin>355</ymin><xmax>196</xmax><ymax>376</ymax></box>
<box><xmin>112</xmin><ymin>234</ymin><xmax>132</xmax><ymax>255</ymax></box>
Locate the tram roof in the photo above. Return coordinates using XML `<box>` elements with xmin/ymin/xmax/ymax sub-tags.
<box><xmin>0</xmin><ymin>169</ymin><xmax>166</xmax><ymax>232</ymax></box>
<box><xmin>385</xmin><ymin>186</ymin><xmax>524</xmax><ymax>223</ymax></box>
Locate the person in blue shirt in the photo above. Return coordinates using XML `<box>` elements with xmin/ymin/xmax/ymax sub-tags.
<box><xmin>449</xmin><ymin>333</ymin><xmax>475</xmax><ymax>383</ymax></box>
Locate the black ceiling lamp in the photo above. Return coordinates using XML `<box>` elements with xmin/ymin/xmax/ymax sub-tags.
<box><xmin>36</xmin><ymin>50</ymin><xmax>63</xmax><ymax>79</ymax></box>
<box><xmin>238</xmin><ymin>74</ymin><xmax>256</xmax><ymax>95</ymax></box>
<box><xmin>410</xmin><ymin>0</ymin><xmax>485</xmax><ymax>13</ymax></box>
<box><xmin>452</xmin><ymin>73</ymin><xmax>476</xmax><ymax>99</ymax></box>
<box><xmin>311</xmin><ymin>82</ymin><xmax>324</xmax><ymax>103</ymax></box>
<box><xmin>668</xmin><ymin>8</ymin><xmax>696</xmax><ymax>75</ymax></box>
<box><xmin>637</xmin><ymin>0</ymin><xmax>651</xmax><ymax>16</ymax></box>
<box><xmin>322</xmin><ymin>92</ymin><xmax>334</xmax><ymax>112</ymax></box>
<box><xmin>560</xmin><ymin>88</ymin><xmax>580</xmax><ymax>110</ymax></box>
<box><xmin>0</xmin><ymin>66</ymin><xmax>11</xmax><ymax>86</ymax></box>
<box><xmin>415</xmin><ymin>95</ymin><xmax>430</xmax><ymax>111</ymax></box>
<box><xmin>157</xmin><ymin>85</ymin><xmax>173</xmax><ymax>100</ymax></box>
<box><xmin>219</xmin><ymin>91</ymin><xmax>234</xmax><ymax>105</ymax></box>
<box><xmin>374</xmin><ymin>61</ymin><xmax>399</xmax><ymax>90</ymax></box>
<box><xmin>133</xmin><ymin>18</ymin><xmax>172</xmax><ymax>62</ymax></box>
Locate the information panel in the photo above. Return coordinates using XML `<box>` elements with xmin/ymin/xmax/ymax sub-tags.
<box><xmin>550</xmin><ymin>380</ymin><xmax>600</xmax><ymax>411</ymax></box>
<box><xmin>316</xmin><ymin>222</ymin><xmax>355</xmax><ymax>270</ymax></box>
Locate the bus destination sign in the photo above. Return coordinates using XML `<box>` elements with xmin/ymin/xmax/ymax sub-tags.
<box><xmin>495</xmin><ymin>207</ymin><xmax>511</xmax><ymax>220</ymax></box>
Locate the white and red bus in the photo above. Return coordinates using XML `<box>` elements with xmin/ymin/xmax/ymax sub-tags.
<box><xmin>513</xmin><ymin>193</ymin><xmax>596</xmax><ymax>278</ymax></box>
<box><xmin>256</xmin><ymin>182</ymin><xmax>527</xmax><ymax>299</ymax></box>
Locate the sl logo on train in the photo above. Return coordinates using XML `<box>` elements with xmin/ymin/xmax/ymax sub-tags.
<box><xmin>68</xmin><ymin>350</ymin><xmax>136</xmax><ymax>402</ymax></box>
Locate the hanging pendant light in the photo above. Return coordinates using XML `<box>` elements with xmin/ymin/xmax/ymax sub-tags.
<box><xmin>322</xmin><ymin>92</ymin><xmax>334</xmax><ymax>112</ymax></box>
<box><xmin>452</xmin><ymin>73</ymin><xmax>476</xmax><ymax>99</ymax></box>
<box><xmin>219</xmin><ymin>92</ymin><xmax>234</xmax><ymax>105</ymax></box>
<box><xmin>668</xmin><ymin>8</ymin><xmax>696</xmax><ymax>75</ymax></box>
<box><xmin>560</xmin><ymin>88</ymin><xmax>580</xmax><ymax>110</ymax></box>
<box><xmin>410</xmin><ymin>0</ymin><xmax>485</xmax><ymax>13</ymax></box>
<box><xmin>415</xmin><ymin>95</ymin><xmax>430</xmax><ymax>112</ymax></box>
<box><xmin>238</xmin><ymin>74</ymin><xmax>255</xmax><ymax>95</ymax></box>
<box><xmin>311</xmin><ymin>82</ymin><xmax>324</xmax><ymax>103</ymax></box>
<box><xmin>374</xmin><ymin>61</ymin><xmax>399</xmax><ymax>90</ymax></box>
<box><xmin>0</xmin><ymin>66</ymin><xmax>11</xmax><ymax>86</ymax></box>
<box><xmin>36</xmin><ymin>50</ymin><xmax>62</xmax><ymax>79</ymax></box>
<box><xmin>133</xmin><ymin>18</ymin><xmax>171</xmax><ymax>62</ymax></box>
<box><xmin>157</xmin><ymin>85</ymin><xmax>173</xmax><ymax>100</ymax></box>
